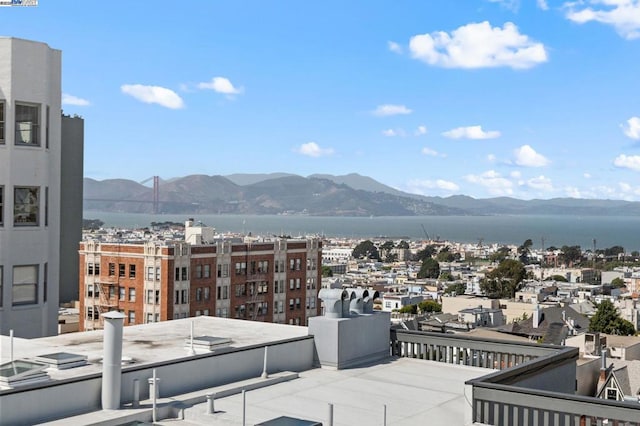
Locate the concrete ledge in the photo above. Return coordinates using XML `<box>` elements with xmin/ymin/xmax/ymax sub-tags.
<box><xmin>37</xmin><ymin>371</ymin><xmax>299</xmax><ymax>426</ymax></box>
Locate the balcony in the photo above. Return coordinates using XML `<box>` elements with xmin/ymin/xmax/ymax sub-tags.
<box><xmin>391</xmin><ymin>329</ymin><xmax>640</xmax><ymax>426</ymax></box>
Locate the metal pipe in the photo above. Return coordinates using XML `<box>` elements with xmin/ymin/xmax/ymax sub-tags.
<box><xmin>132</xmin><ymin>379</ymin><xmax>140</xmax><ymax>408</ymax></box>
<box><xmin>152</xmin><ymin>369</ymin><xmax>157</xmax><ymax>423</ymax></box>
<box><xmin>101</xmin><ymin>311</ymin><xmax>125</xmax><ymax>410</ymax></box>
<box><xmin>261</xmin><ymin>346</ymin><xmax>269</xmax><ymax>379</ymax></box>
<box><xmin>189</xmin><ymin>321</ymin><xmax>195</xmax><ymax>355</ymax></box>
<box><xmin>9</xmin><ymin>329</ymin><xmax>14</xmax><ymax>362</ymax></box>
<box><xmin>383</xmin><ymin>404</ymin><xmax>387</xmax><ymax>426</ymax></box>
<box><xmin>206</xmin><ymin>393</ymin><xmax>215</xmax><ymax>414</ymax></box>
<box><xmin>328</xmin><ymin>403</ymin><xmax>334</xmax><ymax>426</ymax></box>
<box><xmin>242</xmin><ymin>389</ymin><xmax>246</xmax><ymax>426</ymax></box>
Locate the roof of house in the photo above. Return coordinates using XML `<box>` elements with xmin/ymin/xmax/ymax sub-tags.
<box><xmin>496</xmin><ymin>306</ymin><xmax>589</xmax><ymax>343</ymax></box>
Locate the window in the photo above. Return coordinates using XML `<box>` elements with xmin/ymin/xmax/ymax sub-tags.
<box><xmin>87</xmin><ymin>306</ymin><xmax>99</xmax><ymax>321</ymax></box>
<box><xmin>129</xmin><ymin>264</ymin><xmax>136</xmax><ymax>278</ymax></box>
<box><xmin>290</xmin><ymin>259</ymin><xmax>295</xmax><ymax>271</ymax></box>
<box><xmin>128</xmin><ymin>310</ymin><xmax>135</xmax><ymax>325</ymax></box>
<box><xmin>181</xmin><ymin>267</ymin><xmax>188</xmax><ymax>281</ymax></box>
<box><xmin>296</xmin><ymin>259</ymin><xmax>301</xmax><ymax>270</ymax></box>
<box><xmin>156</xmin><ymin>290</ymin><xmax>161</xmax><ymax>304</ymax></box>
<box><xmin>175</xmin><ymin>268</ymin><xmax>180</xmax><ymax>281</ymax></box>
<box><xmin>235</xmin><ymin>262</ymin><xmax>246</xmax><ymax>275</ymax></box>
<box><xmin>296</xmin><ymin>298</ymin><xmax>301</xmax><ymax>309</ymax></box>
<box><xmin>155</xmin><ymin>267</ymin><xmax>160</xmax><ymax>280</ymax></box>
<box><xmin>88</xmin><ymin>263</ymin><xmax>94</xmax><ymax>276</ymax></box>
<box><xmin>217</xmin><ymin>286</ymin><xmax>221</xmax><ymax>300</ymax></box>
<box><xmin>0</xmin><ymin>101</ymin><xmax>4</xmax><ymax>144</ymax></box>
<box><xmin>204</xmin><ymin>287</ymin><xmax>210</xmax><ymax>300</ymax></box>
<box><xmin>235</xmin><ymin>284</ymin><xmax>246</xmax><ymax>297</ymax></box>
<box><xmin>147</xmin><ymin>267</ymin><xmax>154</xmax><ymax>280</ymax></box>
<box><xmin>196</xmin><ymin>287</ymin><xmax>202</xmax><ymax>301</ymax></box>
<box><xmin>45</xmin><ymin>105</ymin><xmax>50</xmax><ymax>149</ymax></box>
<box><xmin>44</xmin><ymin>187</ymin><xmax>48</xmax><ymax>226</ymax></box>
<box><xmin>128</xmin><ymin>287</ymin><xmax>136</xmax><ymax>302</ymax></box>
<box><xmin>119</xmin><ymin>286</ymin><xmax>125</xmax><ymax>301</ymax></box>
<box><xmin>289</xmin><ymin>299</ymin><xmax>294</xmax><ymax>310</ymax></box>
<box><xmin>195</xmin><ymin>310</ymin><xmax>202</xmax><ymax>316</ymax></box>
<box><xmin>15</xmin><ymin>103</ymin><xmax>40</xmax><ymax>145</ymax></box>
<box><xmin>13</xmin><ymin>186</ymin><xmax>39</xmax><ymax>226</ymax></box>
<box><xmin>146</xmin><ymin>313</ymin><xmax>153</xmax><ymax>323</ymax></box>
<box><xmin>258</xmin><ymin>282</ymin><xmax>268</xmax><ymax>294</ymax></box>
<box><xmin>203</xmin><ymin>309</ymin><xmax>209</xmax><ymax>316</ymax></box>
<box><xmin>223</xmin><ymin>285</ymin><xmax>229</xmax><ymax>299</ymax></box>
<box><xmin>109</xmin><ymin>285</ymin><xmax>116</xmax><ymax>299</ymax></box>
<box><xmin>310</xmin><ymin>297</ymin><xmax>316</xmax><ymax>309</ymax></box>
<box><xmin>289</xmin><ymin>279</ymin><xmax>294</xmax><ymax>290</ymax></box>
<box><xmin>147</xmin><ymin>290</ymin><xmax>154</xmax><ymax>304</ymax></box>
<box><xmin>181</xmin><ymin>289</ymin><xmax>187</xmax><ymax>304</ymax></box>
<box><xmin>203</xmin><ymin>264</ymin><xmax>210</xmax><ymax>278</ymax></box>
<box><xmin>13</xmin><ymin>265</ymin><xmax>38</xmax><ymax>306</ymax></box>
<box><xmin>87</xmin><ymin>284</ymin><xmax>94</xmax><ymax>298</ymax></box>
<box><xmin>43</xmin><ymin>262</ymin><xmax>47</xmax><ymax>303</ymax></box>
<box><xmin>95</xmin><ymin>263</ymin><xmax>100</xmax><ymax>275</ymax></box>
<box><xmin>0</xmin><ymin>186</ymin><xmax>3</xmax><ymax>226</ymax></box>
<box><xmin>196</xmin><ymin>265</ymin><xmax>202</xmax><ymax>279</ymax></box>
<box><xmin>109</xmin><ymin>263</ymin><xmax>115</xmax><ymax>276</ymax></box>
<box><xmin>118</xmin><ymin>264</ymin><xmax>125</xmax><ymax>278</ymax></box>
<box><xmin>296</xmin><ymin>278</ymin><xmax>301</xmax><ymax>289</ymax></box>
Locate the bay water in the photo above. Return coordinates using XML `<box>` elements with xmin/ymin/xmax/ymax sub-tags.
<box><xmin>85</xmin><ymin>211</ymin><xmax>640</xmax><ymax>252</ymax></box>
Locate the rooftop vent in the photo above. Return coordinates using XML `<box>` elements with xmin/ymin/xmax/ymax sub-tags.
<box><xmin>254</xmin><ymin>416</ymin><xmax>322</xmax><ymax>426</ymax></box>
<box><xmin>184</xmin><ymin>336</ymin><xmax>232</xmax><ymax>352</ymax></box>
<box><xmin>34</xmin><ymin>352</ymin><xmax>88</xmax><ymax>370</ymax></box>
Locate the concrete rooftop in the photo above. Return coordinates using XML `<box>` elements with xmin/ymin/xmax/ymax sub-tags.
<box><xmin>153</xmin><ymin>357</ymin><xmax>486</xmax><ymax>426</ymax></box>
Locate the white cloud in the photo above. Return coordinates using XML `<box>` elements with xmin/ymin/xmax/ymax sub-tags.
<box><xmin>464</xmin><ymin>170</ymin><xmax>514</xmax><ymax>195</ymax></box>
<box><xmin>382</xmin><ymin>128</ymin><xmax>406</xmax><ymax>137</ymax></box>
<box><xmin>525</xmin><ymin>175</ymin><xmax>553</xmax><ymax>191</ymax></box>
<box><xmin>62</xmin><ymin>93</ymin><xmax>90</xmax><ymax>106</ymax></box>
<box><xmin>537</xmin><ymin>0</ymin><xmax>549</xmax><ymax>10</ymax></box>
<box><xmin>295</xmin><ymin>142</ymin><xmax>334</xmax><ymax>157</ymax></box>
<box><xmin>198</xmin><ymin>77</ymin><xmax>244</xmax><ymax>95</ymax></box>
<box><xmin>408</xmin><ymin>21</ymin><xmax>547</xmax><ymax>69</ymax></box>
<box><xmin>614</xmin><ymin>154</ymin><xmax>640</xmax><ymax>171</ymax></box>
<box><xmin>510</xmin><ymin>170</ymin><xmax>522</xmax><ymax>179</ymax></box>
<box><xmin>584</xmin><ymin>172</ymin><xmax>592</xmax><ymax>179</ymax></box>
<box><xmin>513</xmin><ymin>144</ymin><xmax>550</xmax><ymax>167</ymax></box>
<box><xmin>121</xmin><ymin>84</ymin><xmax>184</xmax><ymax>109</ymax></box>
<box><xmin>564</xmin><ymin>186</ymin><xmax>583</xmax><ymax>198</ymax></box>
<box><xmin>565</xmin><ymin>0</ymin><xmax>640</xmax><ymax>40</ymax></box>
<box><xmin>415</xmin><ymin>125</ymin><xmax>428</xmax><ymax>136</ymax></box>
<box><xmin>388</xmin><ymin>41</ymin><xmax>403</xmax><ymax>54</ymax></box>
<box><xmin>487</xmin><ymin>154</ymin><xmax>497</xmax><ymax>162</ymax></box>
<box><xmin>442</xmin><ymin>125</ymin><xmax>501</xmax><ymax>140</ymax></box>
<box><xmin>421</xmin><ymin>147</ymin><xmax>443</xmax><ymax>157</ymax></box>
<box><xmin>372</xmin><ymin>104</ymin><xmax>413</xmax><ymax>116</ymax></box>
<box><xmin>488</xmin><ymin>0</ymin><xmax>520</xmax><ymax>12</ymax></box>
<box><xmin>407</xmin><ymin>179</ymin><xmax>460</xmax><ymax>193</ymax></box>
<box><xmin>622</xmin><ymin>116</ymin><xmax>640</xmax><ymax>139</ymax></box>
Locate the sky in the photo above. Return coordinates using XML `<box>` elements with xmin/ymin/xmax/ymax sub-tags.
<box><xmin>2</xmin><ymin>0</ymin><xmax>640</xmax><ymax>200</ymax></box>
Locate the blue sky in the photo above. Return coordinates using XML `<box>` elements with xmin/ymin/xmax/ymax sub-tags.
<box><xmin>2</xmin><ymin>0</ymin><xmax>640</xmax><ymax>200</ymax></box>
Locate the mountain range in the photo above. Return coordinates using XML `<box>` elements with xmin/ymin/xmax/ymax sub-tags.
<box><xmin>83</xmin><ymin>173</ymin><xmax>640</xmax><ymax>216</ymax></box>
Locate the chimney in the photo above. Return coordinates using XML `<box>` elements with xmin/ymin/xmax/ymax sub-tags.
<box><xmin>102</xmin><ymin>311</ymin><xmax>126</xmax><ymax>410</ymax></box>
<box><xmin>532</xmin><ymin>304</ymin><xmax>540</xmax><ymax>329</ymax></box>
<box><xmin>599</xmin><ymin>349</ymin><xmax>608</xmax><ymax>382</ymax></box>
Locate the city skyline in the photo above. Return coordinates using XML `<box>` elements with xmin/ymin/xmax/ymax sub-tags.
<box><xmin>2</xmin><ymin>1</ymin><xmax>640</xmax><ymax>200</ymax></box>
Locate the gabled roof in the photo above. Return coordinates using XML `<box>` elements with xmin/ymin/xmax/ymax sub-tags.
<box><xmin>496</xmin><ymin>306</ymin><xmax>589</xmax><ymax>341</ymax></box>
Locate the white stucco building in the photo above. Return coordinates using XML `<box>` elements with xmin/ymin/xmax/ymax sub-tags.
<box><xmin>0</xmin><ymin>37</ymin><xmax>67</xmax><ymax>338</ymax></box>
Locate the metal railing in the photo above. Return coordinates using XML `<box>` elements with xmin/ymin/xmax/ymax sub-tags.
<box><xmin>391</xmin><ymin>329</ymin><xmax>640</xmax><ymax>425</ymax></box>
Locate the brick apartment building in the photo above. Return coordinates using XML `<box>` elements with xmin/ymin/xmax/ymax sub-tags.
<box><xmin>78</xmin><ymin>225</ymin><xmax>322</xmax><ymax>331</ymax></box>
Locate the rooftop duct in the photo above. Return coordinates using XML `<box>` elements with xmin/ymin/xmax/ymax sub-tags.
<box><xmin>101</xmin><ymin>311</ymin><xmax>126</xmax><ymax>410</ymax></box>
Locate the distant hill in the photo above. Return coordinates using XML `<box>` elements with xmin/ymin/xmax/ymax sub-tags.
<box><xmin>83</xmin><ymin>174</ymin><xmax>464</xmax><ymax>216</ymax></box>
<box><xmin>83</xmin><ymin>173</ymin><xmax>640</xmax><ymax>216</ymax></box>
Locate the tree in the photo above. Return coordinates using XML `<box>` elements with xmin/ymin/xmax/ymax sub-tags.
<box><xmin>589</xmin><ymin>300</ymin><xmax>636</xmax><ymax>335</ymax></box>
<box><xmin>321</xmin><ymin>265</ymin><xmax>333</xmax><ymax>277</ymax></box>
<box><xmin>352</xmin><ymin>240</ymin><xmax>380</xmax><ymax>260</ymax></box>
<box><xmin>398</xmin><ymin>240</ymin><xmax>409</xmax><ymax>249</ymax></box>
<box><xmin>560</xmin><ymin>245</ymin><xmax>582</xmax><ymax>266</ymax></box>
<box><xmin>398</xmin><ymin>304</ymin><xmax>417</xmax><ymax>314</ymax></box>
<box><xmin>415</xmin><ymin>245</ymin><xmax>436</xmax><ymax>262</ymax></box>
<box><xmin>83</xmin><ymin>218</ymin><xmax>104</xmax><ymax>230</ymax></box>
<box><xmin>632</xmin><ymin>250</ymin><xmax>640</xmax><ymax>258</ymax></box>
<box><xmin>385</xmin><ymin>253</ymin><xmax>398</xmax><ymax>263</ymax></box>
<box><xmin>418</xmin><ymin>258</ymin><xmax>440</xmax><ymax>279</ymax></box>
<box><xmin>610</xmin><ymin>277</ymin><xmax>626</xmax><ymax>289</ymax></box>
<box><xmin>419</xmin><ymin>300</ymin><xmax>442</xmax><ymax>313</ymax></box>
<box><xmin>439</xmin><ymin>271</ymin><xmax>454</xmax><ymax>281</ymax></box>
<box><xmin>518</xmin><ymin>239</ymin><xmax>533</xmax><ymax>264</ymax></box>
<box><xmin>490</xmin><ymin>246</ymin><xmax>511</xmax><ymax>263</ymax></box>
<box><xmin>444</xmin><ymin>282</ymin><xmax>467</xmax><ymax>295</ymax></box>
<box><xmin>545</xmin><ymin>274</ymin><xmax>568</xmax><ymax>282</ymax></box>
<box><xmin>480</xmin><ymin>259</ymin><xmax>526</xmax><ymax>299</ymax></box>
<box><xmin>436</xmin><ymin>247</ymin><xmax>456</xmax><ymax>262</ymax></box>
